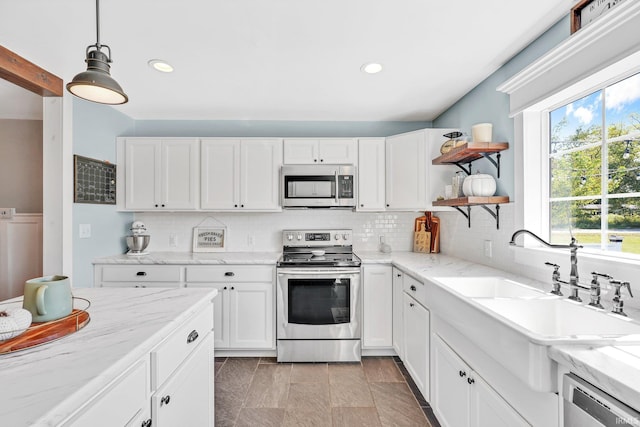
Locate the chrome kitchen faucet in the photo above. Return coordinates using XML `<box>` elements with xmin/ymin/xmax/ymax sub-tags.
<box><xmin>509</xmin><ymin>229</ymin><xmax>585</xmax><ymax>300</ymax></box>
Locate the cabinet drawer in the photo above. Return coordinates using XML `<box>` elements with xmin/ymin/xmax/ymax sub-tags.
<box><xmin>64</xmin><ymin>359</ymin><xmax>148</xmax><ymax>427</ymax></box>
<box><xmin>186</xmin><ymin>265</ymin><xmax>273</xmax><ymax>283</ymax></box>
<box><xmin>101</xmin><ymin>265</ymin><xmax>182</xmax><ymax>282</ymax></box>
<box><xmin>403</xmin><ymin>273</ymin><xmax>426</xmax><ymax>306</ymax></box>
<box><xmin>100</xmin><ymin>282</ymin><xmax>181</xmax><ymax>288</ymax></box>
<box><xmin>151</xmin><ymin>307</ymin><xmax>213</xmax><ymax>388</ymax></box>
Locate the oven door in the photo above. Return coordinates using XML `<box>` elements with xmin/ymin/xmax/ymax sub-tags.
<box><xmin>276</xmin><ymin>268</ymin><xmax>361</xmax><ymax>339</ymax></box>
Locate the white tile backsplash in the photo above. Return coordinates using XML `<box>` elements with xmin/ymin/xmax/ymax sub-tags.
<box><xmin>135</xmin><ymin>210</ymin><xmax>420</xmax><ymax>253</ymax></box>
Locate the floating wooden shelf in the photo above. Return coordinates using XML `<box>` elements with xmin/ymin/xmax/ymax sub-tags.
<box><xmin>432</xmin><ymin>196</ymin><xmax>510</xmax><ymax>229</ymax></box>
<box><xmin>432</xmin><ymin>196</ymin><xmax>510</xmax><ymax>207</ymax></box>
<box><xmin>432</xmin><ymin>142</ymin><xmax>509</xmax><ymax>177</ymax></box>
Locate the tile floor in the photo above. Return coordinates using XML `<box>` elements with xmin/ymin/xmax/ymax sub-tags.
<box><xmin>214</xmin><ymin>356</ymin><xmax>440</xmax><ymax>427</ymax></box>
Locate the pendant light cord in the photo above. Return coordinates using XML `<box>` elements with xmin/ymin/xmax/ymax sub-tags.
<box><xmin>95</xmin><ymin>0</ymin><xmax>101</xmax><ymax>49</ymax></box>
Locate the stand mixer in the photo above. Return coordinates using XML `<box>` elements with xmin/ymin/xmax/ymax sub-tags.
<box><xmin>126</xmin><ymin>221</ymin><xmax>150</xmax><ymax>255</ymax></box>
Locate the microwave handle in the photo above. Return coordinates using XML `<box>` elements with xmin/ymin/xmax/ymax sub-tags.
<box><xmin>335</xmin><ymin>170</ymin><xmax>339</xmax><ymax>204</ymax></box>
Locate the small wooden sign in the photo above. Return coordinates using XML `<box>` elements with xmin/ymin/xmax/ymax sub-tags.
<box><xmin>193</xmin><ymin>227</ymin><xmax>227</xmax><ymax>252</ymax></box>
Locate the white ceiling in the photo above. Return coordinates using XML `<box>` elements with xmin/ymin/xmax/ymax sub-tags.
<box><xmin>0</xmin><ymin>0</ymin><xmax>574</xmax><ymax>122</ymax></box>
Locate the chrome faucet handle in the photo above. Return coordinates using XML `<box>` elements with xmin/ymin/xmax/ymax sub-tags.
<box><xmin>544</xmin><ymin>262</ymin><xmax>562</xmax><ymax>296</ymax></box>
<box><xmin>588</xmin><ymin>272</ymin><xmax>610</xmax><ymax>309</ymax></box>
<box><xmin>610</xmin><ymin>279</ymin><xmax>633</xmax><ymax>316</ymax></box>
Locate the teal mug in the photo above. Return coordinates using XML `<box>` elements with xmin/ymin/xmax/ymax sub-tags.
<box><xmin>23</xmin><ymin>275</ymin><xmax>73</xmax><ymax>322</ymax></box>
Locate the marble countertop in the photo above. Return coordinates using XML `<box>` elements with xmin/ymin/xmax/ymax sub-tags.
<box><xmin>0</xmin><ymin>287</ymin><xmax>217</xmax><ymax>427</ymax></box>
<box><xmin>94</xmin><ymin>251</ymin><xmax>281</xmax><ymax>265</ymax></box>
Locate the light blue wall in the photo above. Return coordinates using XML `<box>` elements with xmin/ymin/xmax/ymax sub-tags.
<box><xmin>72</xmin><ymin>98</ymin><xmax>135</xmax><ymax>288</ymax></box>
<box><xmin>133</xmin><ymin>120</ymin><xmax>431</xmax><ymax>137</ymax></box>
<box><xmin>433</xmin><ymin>16</ymin><xmax>571</xmax><ymax>198</ymax></box>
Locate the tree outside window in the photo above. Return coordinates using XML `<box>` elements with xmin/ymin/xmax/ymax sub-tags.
<box><xmin>549</xmin><ymin>72</ymin><xmax>640</xmax><ymax>255</ymax></box>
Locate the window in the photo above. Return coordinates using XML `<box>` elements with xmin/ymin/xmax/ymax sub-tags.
<box><xmin>549</xmin><ymin>72</ymin><xmax>640</xmax><ymax>255</ymax></box>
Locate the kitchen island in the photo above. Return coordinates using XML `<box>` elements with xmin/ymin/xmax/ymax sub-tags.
<box><xmin>0</xmin><ymin>287</ymin><xmax>217</xmax><ymax>426</ymax></box>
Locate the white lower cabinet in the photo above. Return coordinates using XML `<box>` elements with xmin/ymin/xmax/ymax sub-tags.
<box><xmin>186</xmin><ymin>265</ymin><xmax>275</xmax><ymax>350</ymax></box>
<box><xmin>94</xmin><ymin>265</ymin><xmax>184</xmax><ymax>288</ymax></box>
<box><xmin>432</xmin><ymin>334</ymin><xmax>528</xmax><ymax>427</ymax></box>
<box><xmin>392</xmin><ymin>267</ymin><xmax>404</xmax><ymax>358</ymax></box>
<box><xmin>362</xmin><ymin>265</ymin><xmax>393</xmax><ymax>348</ymax></box>
<box><xmin>152</xmin><ymin>333</ymin><xmax>213</xmax><ymax>427</ymax></box>
<box><xmin>403</xmin><ymin>292</ymin><xmax>429</xmax><ymax>401</ymax></box>
<box><xmin>64</xmin><ymin>301</ymin><xmax>214</xmax><ymax>427</ymax></box>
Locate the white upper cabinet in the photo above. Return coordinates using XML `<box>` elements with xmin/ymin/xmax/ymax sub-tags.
<box><xmin>123</xmin><ymin>138</ymin><xmax>199</xmax><ymax>210</ymax></box>
<box><xmin>385</xmin><ymin>130</ymin><xmax>427</xmax><ymax>210</ymax></box>
<box><xmin>283</xmin><ymin>138</ymin><xmax>357</xmax><ymax>164</ymax></box>
<box><xmin>201</xmin><ymin>138</ymin><xmax>282</xmax><ymax>211</ymax></box>
<box><xmin>357</xmin><ymin>138</ymin><xmax>386</xmax><ymax>211</ymax></box>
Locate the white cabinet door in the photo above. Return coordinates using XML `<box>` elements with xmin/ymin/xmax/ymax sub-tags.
<box><xmin>229</xmin><ymin>282</ymin><xmax>274</xmax><ymax>349</ymax></box>
<box><xmin>152</xmin><ymin>333</ymin><xmax>213</xmax><ymax>427</ymax></box>
<box><xmin>318</xmin><ymin>138</ymin><xmax>357</xmax><ymax>164</ymax></box>
<box><xmin>125</xmin><ymin>139</ymin><xmax>162</xmax><ymax>210</ymax></box>
<box><xmin>403</xmin><ymin>292</ymin><xmax>429</xmax><ymax>401</ymax></box>
<box><xmin>283</xmin><ymin>138</ymin><xmax>357</xmax><ymax>164</ymax></box>
<box><xmin>385</xmin><ymin>130</ymin><xmax>427</xmax><ymax>210</ymax></box>
<box><xmin>362</xmin><ymin>265</ymin><xmax>393</xmax><ymax>348</ymax></box>
<box><xmin>470</xmin><ymin>375</ymin><xmax>529</xmax><ymax>427</ymax></box>
<box><xmin>392</xmin><ymin>268</ymin><xmax>404</xmax><ymax>358</ymax></box>
<box><xmin>283</xmin><ymin>139</ymin><xmax>318</xmax><ymax>164</ymax></box>
<box><xmin>200</xmin><ymin>139</ymin><xmax>241</xmax><ymax>209</ymax></box>
<box><xmin>432</xmin><ymin>334</ymin><xmax>471</xmax><ymax>427</ymax></box>
<box><xmin>124</xmin><ymin>138</ymin><xmax>198</xmax><ymax>210</ymax></box>
<box><xmin>186</xmin><ymin>282</ymin><xmax>230</xmax><ymax>349</ymax></box>
<box><xmin>357</xmin><ymin>138</ymin><xmax>386</xmax><ymax>211</ymax></box>
<box><xmin>161</xmin><ymin>139</ymin><xmax>199</xmax><ymax>209</ymax></box>
<box><xmin>240</xmin><ymin>139</ymin><xmax>282</xmax><ymax>210</ymax></box>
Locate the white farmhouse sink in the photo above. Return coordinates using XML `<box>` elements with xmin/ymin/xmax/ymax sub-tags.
<box><xmin>433</xmin><ymin>276</ymin><xmax>549</xmax><ymax>298</ymax></box>
<box><xmin>426</xmin><ymin>277</ymin><xmax>640</xmax><ymax>392</ymax></box>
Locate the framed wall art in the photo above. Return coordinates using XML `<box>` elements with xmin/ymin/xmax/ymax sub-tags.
<box><xmin>192</xmin><ymin>226</ymin><xmax>227</xmax><ymax>252</ymax></box>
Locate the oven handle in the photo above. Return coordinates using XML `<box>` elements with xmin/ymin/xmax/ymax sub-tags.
<box><xmin>335</xmin><ymin>170</ymin><xmax>339</xmax><ymax>204</ymax></box>
<box><xmin>277</xmin><ymin>268</ymin><xmax>361</xmax><ymax>275</ymax></box>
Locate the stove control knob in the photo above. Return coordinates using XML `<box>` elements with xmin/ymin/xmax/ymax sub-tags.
<box><xmin>297</xmin><ymin>233</ymin><xmax>303</xmax><ymax>241</ymax></box>
<box><xmin>286</xmin><ymin>233</ymin><xmax>293</xmax><ymax>241</ymax></box>
<box><xmin>334</xmin><ymin>234</ymin><xmax>340</xmax><ymax>240</ymax></box>
<box><xmin>343</xmin><ymin>233</ymin><xmax>350</xmax><ymax>241</ymax></box>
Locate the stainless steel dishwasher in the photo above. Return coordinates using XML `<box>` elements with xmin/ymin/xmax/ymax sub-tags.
<box><xmin>563</xmin><ymin>373</ymin><xmax>640</xmax><ymax>426</ymax></box>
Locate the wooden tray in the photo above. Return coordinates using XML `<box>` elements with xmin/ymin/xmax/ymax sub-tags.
<box><xmin>0</xmin><ymin>300</ymin><xmax>90</xmax><ymax>354</ymax></box>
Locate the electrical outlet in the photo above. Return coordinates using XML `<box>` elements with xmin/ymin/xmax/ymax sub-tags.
<box><xmin>79</xmin><ymin>224</ymin><xmax>91</xmax><ymax>239</ymax></box>
<box><xmin>169</xmin><ymin>233</ymin><xmax>178</xmax><ymax>247</ymax></box>
<box><xmin>0</xmin><ymin>208</ymin><xmax>15</xmax><ymax>219</ymax></box>
<box><xmin>484</xmin><ymin>240</ymin><xmax>492</xmax><ymax>258</ymax></box>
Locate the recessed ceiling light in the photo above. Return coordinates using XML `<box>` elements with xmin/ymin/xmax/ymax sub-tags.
<box><xmin>148</xmin><ymin>59</ymin><xmax>174</xmax><ymax>73</ymax></box>
<box><xmin>361</xmin><ymin>62</ymin><xmax>383</xmax><ymax>74</ymax></box>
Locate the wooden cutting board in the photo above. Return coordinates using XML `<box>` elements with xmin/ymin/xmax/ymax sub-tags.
<box><xmin>0</xmin><ymin>309</ymin><xmax>90</xmax><ymax>354</ymax></box>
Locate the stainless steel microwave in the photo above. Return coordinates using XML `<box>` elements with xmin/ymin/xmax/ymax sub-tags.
<box><xmin>281</xmin><ymin>164</ymin><xmax>357</xmax><ymax>208</ymax></box>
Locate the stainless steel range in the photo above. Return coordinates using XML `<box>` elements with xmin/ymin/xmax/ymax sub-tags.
<box><xmin>276</xmin><ymin>229</ymin><xmax>362</xmax><ymax>362</ymax></box>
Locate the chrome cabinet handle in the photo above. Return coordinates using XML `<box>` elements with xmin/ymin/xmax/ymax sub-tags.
<box><xmin>187</xmin><ymin>330</ymin><xmax>199</xmax><ymax>344</ymax></box>
<box><xmin>160</xmin><ymin>395</ymin><xmax>171</xmax><ymax>406</ymax></box>
<box><xmin>136</xmin><ymin>271</ymin><xmax>147</xmax><ymax>276</ymax></box>
<box><xmin>459</xmin><ymin>370</ymin><xmax>466</xmax><ymax>378</ymax></box>
<box><xmin>410</xmin><ymin>285</ymin><xmax>417</xmax><ymax>291</ymax></box>
<box><xmin>225</xmin><ymin>272</ymin><xmax>235</xmax><ymax>277</ymax></box>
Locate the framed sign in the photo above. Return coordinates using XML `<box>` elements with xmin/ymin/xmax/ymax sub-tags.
<box><xmin>571</xmin><ymin>0</ymin><xmax>625</xmax><ymax>33</ymax></box>
<box><xmin>193</xmin><ymin>227</ymin><xmax>227</xmax><ymax>252</ymax></box>
<box><xmin>73</xmin><ymin>155</ymin><xmax>116</xmax><ymax>204</ymax></box>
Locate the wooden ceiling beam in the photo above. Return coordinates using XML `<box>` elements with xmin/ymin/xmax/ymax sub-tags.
<box><xmin>0</xmin><ymin>45</ymin><xmax>63</xmax><ymax>97</ymax></box>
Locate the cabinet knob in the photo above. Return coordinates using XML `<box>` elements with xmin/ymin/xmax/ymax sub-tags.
<box><xmin>231</xmin><ymin>286</ymin><xmax>235</xmax><ymax>290</ymax></box>
<box><xmin>223</xmin><ymin>286</ymin><xmax>228</xmax><ymax>290</ymax></box>
<box><xmin>141</xmin><ymin>419</ymin><xmax>152</xmax><ymax>427</ymax></box>
<box><xmin>187</xmin><ymin>329</ymin><xmax>199</xmax><ymax>344</ymax></box>
<box><xmin>155</xmin><ymin>204</ymin><xmax>159</xmax><ymax>208</ymax></box>
<box><xmin>459</xmin><ymin>370</ymin><xmax>466</xmax><ymax>378</ymax></box>
<box><xmin>136</xmin><ymin>271</ymin><xmax>147</xmax><ymax>276</ymax></box>
<box><xmin>320</xmin><ymin>159</ymin><xmax>324</xmax><ymax>162</ymax></box>
<box><xmin>386</xmin><ymin>204</ymin><xmax>390</xmax><ymax>207</ymax></box>
<box><xmin>467</xmin><ymin>378</ymin><xmax>475</xmax><ymax>385</ymax></box>
<box><xmin>161</xmin><ymin>204</ymin><xmax>165</xmax><ymax>207</ymax></box>
<box><xmin>234</xmin><ymin>204</ymin><xmax>238</xmax><ymax>207</ymax></box>
<box><xmin>360</xmin><ymin>204</ymin><xmax>364</xmax><ymax>207</ymax></box>
<box><xmin>160</xmin><ymin>395</ymin><xmax>171</xmax><ymax>406</ymax></box>
<box><xmin>314</xmin><ymin>159</ymin><xmax>318</xmax><ymax>162</ymax></box>
<box><xmin>241</xmin><ymin>204</ymin><xmax>244</xmax><ymax>208</ymax></box>
<box><xmin>409</xmin><ymin>302</ymin><xmax>415</xmax><ymax>307</ymax></box>
<box><xmin>397</xmin><ymin>274</ymin><xmax>402</xmax><ymax>277</ymax></box>
<box><xmin>225</xmin><ymin>272</ymin><xmax>235</xmax><ymax>277</ymax></box>
<box><xmin>410</xmin><ymin>285</ymin><xmax>417</xmax><ymax>291</ymax></box>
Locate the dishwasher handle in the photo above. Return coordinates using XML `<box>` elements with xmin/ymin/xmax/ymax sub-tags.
<box><xmin>563</xmin><ymin>373</ymin><xmax>640</xmax><ymax>427</ymax></box>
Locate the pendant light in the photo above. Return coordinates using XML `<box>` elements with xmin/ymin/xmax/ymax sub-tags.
<box><xmin>66</xmin><ymin>0</ymin><xmax>128</xmax><ymax>104</ymax></box>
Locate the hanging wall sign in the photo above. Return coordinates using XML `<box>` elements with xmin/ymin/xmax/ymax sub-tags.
<box><xmin>192</xmin><ymin>227</ymin><xmax>227</xmax><ymax>252</ymax></box>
